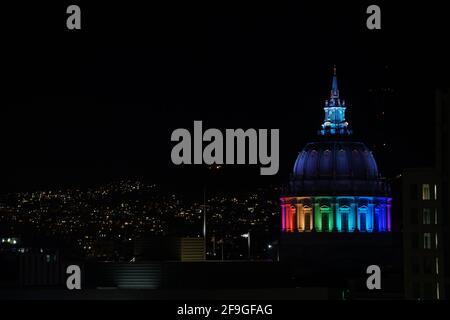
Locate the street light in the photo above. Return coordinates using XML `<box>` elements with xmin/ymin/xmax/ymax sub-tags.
<box><xmin>241</xmin><ymin>232</ymin><xmax>251</xmax><ymax>259</ymax></box>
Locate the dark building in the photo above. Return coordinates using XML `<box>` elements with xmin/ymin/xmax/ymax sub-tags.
<box><xmin>436</xmin><ymin>89</ymin><xmax>450</xmax><ymax>298</ymax></box>
<box><xmin>401</xmin><ymin>88</ymin><xmax>450</xmax><ymax>300</ymax></box>
<box><xmin>133</xmin><ymin>236</ymin><xmax>205</xmax><ymax>261</ymax></box>
<box><xmin>401</xmin><ymin>169</ymin><xmax>442</xmax><ymax>299</ymax></box>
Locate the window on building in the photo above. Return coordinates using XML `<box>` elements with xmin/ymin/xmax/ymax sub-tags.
<box><xmin>423</xmin><ymin>208</ymin><xmax>431</xmax><ymax>224</ymax></box>
<box><xmin>412</xmin><ymin>256</ymin><xmax>420</xmax><ymax>274</ymax></box>
<box><xmin>424</xmin><ymin>257</ymin><xmax>433</xmax><ymax>274</ymax></box>
<box><xmin>435</xmin><ymin>233</ymin><xmax>439</xmax><ymax>249</ymax></box>
<box><xmin>437</xmin><ymin>282</ymin><xmax>440</xmax><ymax>300</ymax></box>
<box><xmin>410</xmin><ymin>208</ymin><xmax>418</xmax><ymax>225</ymax></box>
<box><xmin>423</xmin><ymin>283</ymin><xmax>434</xmax><ymax>299</ymax></box>
<box><xmin>422</xmin><ymin>184</ymin><xmax>431</xmax><ymax>200</ymax></box>
<box><xmin>434</xmin><ymin>208</ymin><xmax>438</xmax><ymax>225</ymax></box>
<box><xmin>434</xmin><ymin>184</ymin><xmax>438</xmax><ymax>200</ymax></box>
<box><xmin>410</xmin><ymin>184</ymin><xmax>418</xmax><ymax>200</ymax></box>
<box><xmin>424</xmin><ymin>233</ymin><xmax>432</xmax><ymax>249</ymax></box>
<box><xmin>412</xmin><ymin>282</ymin><xmax>420</xmax><ymax>299</ymax></box>
<box><xmin>304</xmin><ymin>210</ymin><xmax>312</xmax><ymax>231</ymax></box>
<box><xmin>412</xmin><ymin>233</ymin><xmax>419</xmax><ymax>249</ymax></box>
<box><xmin>436</xmin><ymin>257</ymin><xmax>439</xmax><ymax>275</ymax></box>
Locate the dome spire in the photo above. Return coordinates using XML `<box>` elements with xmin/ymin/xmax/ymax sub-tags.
<box><xmin>319</xmin><ymin>65</ymin><xmax>352</xmax><ymax>136</ymax></box>
<box><xmin>331</xmin><ymin>64</ymin><xmax>339</xmax><ymax>99</ymax></box>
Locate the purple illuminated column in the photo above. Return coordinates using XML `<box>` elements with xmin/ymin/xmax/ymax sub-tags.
<box><xmin>281</xmin><ymin>202</ymin><xmax>286</xmax><ymax>232</ymax></box>
<box><xmin>387</xmin><ymin>201</ymin><xmax>392</xmax><ymax>232</ymax></box>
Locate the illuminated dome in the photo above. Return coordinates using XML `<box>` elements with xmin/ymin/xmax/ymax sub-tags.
<box><xmin>290</xmin><ymin>139</ymin><xmax>388</xmax><ymax>196</ymax></box>
<box><xmin>293</xmin><ymin>141</ymin><xmax>379</xmax><ymax>180</ymax></box>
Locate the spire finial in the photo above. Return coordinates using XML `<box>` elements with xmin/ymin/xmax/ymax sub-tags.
<box><xmin>331</xmin><ymin>65</ymin><xmax>339</xmax><ymax>99</ymax></box>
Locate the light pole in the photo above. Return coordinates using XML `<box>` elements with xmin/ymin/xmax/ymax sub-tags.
<box><xmin>241</xmin><ymin>231</ymin><xmax>251</xmax><ymax>260</ymax></box>
<box><xmin>218</xmin><ymin>238</ymin><xmax>224</xmax><ymax>260</ymax></box>
<box><xmin>203</xmin><ymin>187</ymin><xmax>206</xmax><ymax>260</ymax></box>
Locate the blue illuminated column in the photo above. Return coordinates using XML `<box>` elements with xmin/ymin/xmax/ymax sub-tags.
<box><xmin>367</xmin><ymin>202</ymin><xmax>375</xmax><ymax>232</ymax></box>
<box><xmin>355</xmin><ymin>197</ymin><xmax>362</xmax><ymax>231</ymax></box>
<box><xmin>349</xmin><ymin>199</ymin><xmax>356</xmax><ymax>232</ymax></box>
<box><xmin>335</xmin><ymin>199</ymin><xmax>342</xmax><ymax>232</ymax></box>
<box><xmin>380</xmin><ymin>203</ymin><xmax>386</xmax><ymax>232</ymax></box>
<box><xmin>387</xmin><ymin>200</ymin><xmax>392</xmax><ymax>232</ymax></box>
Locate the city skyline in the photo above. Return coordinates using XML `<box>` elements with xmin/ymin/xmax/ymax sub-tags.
<box><xmin>1</xmin><ymin>1</ymin><xmax>449</xmax><ymax>302</ymax></box>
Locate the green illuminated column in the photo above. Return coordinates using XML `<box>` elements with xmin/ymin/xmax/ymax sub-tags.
<box><xmin>314</xmin><ymin>200</ymin><xmax>322</xmax><ymax>232</ymax></box>
<box><xmin>329</xmin><ymin>201</ymin><xmax>335</xmax><ymax>232</ymax></box>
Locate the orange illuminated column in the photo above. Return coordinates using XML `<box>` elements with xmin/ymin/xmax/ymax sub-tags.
<box><xmin>295</xmin><ymin>203</ymin><xmax>304</xmax><ymax>231</ymax></box>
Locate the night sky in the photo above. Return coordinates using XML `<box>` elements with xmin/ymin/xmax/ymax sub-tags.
<box><xmin>2</xmin><ymin>1</ymin><xmax>450</xmax><ymax>193</ymax></box>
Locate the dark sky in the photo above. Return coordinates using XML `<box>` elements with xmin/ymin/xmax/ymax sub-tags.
<box><xmin>2</xmin><ymin>1</ymin><xmax>450</xmax><ymax>193</ymax></box>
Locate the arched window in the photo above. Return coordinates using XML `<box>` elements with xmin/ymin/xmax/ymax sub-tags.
<box><xmin>352</xmin><ymin>150</ymin><xmax>364</xmax><ymax>177</ymax></box>
<box><xmin>320</xmin><ymin>205</ymin><xmax>332</xmax><ymax>232</ymax></box>
<box><xmin>358</xmin><ymin>206</ymin><xmax>368</xmax><ymax>232</ymax></box>
<box><xmin>374</xmin><ymin>206</ymin><xmax>384</xmax><ymax>232</ymax></box>
<box><xmin>319</xmin><ymin>150</ymin><xmax>332</xmax><ymax>177</ymax></box>
<box><xmin>338</xmin><ymin>205</ymin><xmax>350</xmax><ymax>232</ymax></box>
<box><xmin>337</xmin><ymin>149</ymin><xmax>349</xmax><ymax>176</ymax></box>
<box><xmin>304</xmin><ymin>207</ymin><xmax>313</xmax><ymax>231</ymax></box>
<box><xmin>306</xmin><ymin>150</ymin><xmax>318</xmax><ymax>178</ymax></box>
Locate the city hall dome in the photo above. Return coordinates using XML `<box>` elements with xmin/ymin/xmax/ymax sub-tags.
<box><xmin>281</xmin><ymin>66</ymin><xmax>392</xmax><ymax>234</ymax></box>
<box><xmin>286</xmin><ymin>66</ymin><xmax>390</xmax><ymax>197</ymax></box>
<box><xmin>293</xmin><ymin>140</ymin><xmax>379</xmax><ymax>180</ymax></box>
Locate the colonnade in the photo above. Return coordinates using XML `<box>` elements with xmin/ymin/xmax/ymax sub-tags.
<box><xmin>281</xmin><ymin>196</ymin><xmax>391</xmax><ymax>233</ymax></box>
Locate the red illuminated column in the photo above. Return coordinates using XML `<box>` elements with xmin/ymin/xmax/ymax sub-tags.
<box><xmin>285</xmin><ymin>204</ymin><xmax>296</xmax><ymax>232</ymax></box>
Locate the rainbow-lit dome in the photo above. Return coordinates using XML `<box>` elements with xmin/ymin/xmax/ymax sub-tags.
<box><xmin>281</xmin><ymin>66</ymin><xmax>391</xmax><ymax>233</ymax></box>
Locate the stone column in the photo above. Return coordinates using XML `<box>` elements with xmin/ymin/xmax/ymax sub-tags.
<box><xmin>286</xmin><ymin>204</ymin><xmax>293</xmax><ymax>232</ymax></box>
<box><xmin>387</xmin><ymin>202</ymin><xmax>392</xmax><ymax>232</ymax></box>
<box><xmin>314</xmin><ymin>199</ymin><xmax>321</xmax><ymax>232</ymax></box>
<box><xmin>368</xmin><ymin>203</ymin><xmax>375</xmax><ymax>232</ymax></box>
<box><xmin>295</xmin><ymin>203</ymin><xmax>304</xmax><ymax>232</ymax></box>
<box><xmin>335</xmin><ymin>199</ymin><xmax>340</xmax><ymax>232</ymax></box>
<box><xmin>281</xmin><ymin>203</ymin><xmax>286</xmax><ymax>232</ymax></box>
<box><xmin>354</xmin><ymin>197</ymin><xmax>359</xmax><ymax>232</ymax></box>
<box><xmin>349</xmin><ymin>200</ymin><xmax>356</xmax><ymax>232</ymax></box>
<box><xmin>308</xmin><ymin>208</ymin><xmax>313</xmax><ymax>231</ymax></box>
<box><xmin>330</xmin><ymin>201</ymin><xmax>336</xmax><ymax>232</ymax></box>
<box><xmin>381</xmin><ymin>203</ymin><xmax>387</xmax><ymax>232</ymax></box>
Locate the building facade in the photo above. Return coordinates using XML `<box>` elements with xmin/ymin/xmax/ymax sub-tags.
<box><xmin>436</xmin><ymin>89</ymin><xmax>450</xmax><ymax>299</ymax></box>
<box><xmin>402</xmin><ymin>169</ymin><xmax>443</xmax><ymax>299</ymax></box>
<box><xmin>401</xmin><ymin>88</ymin><xmax>449</xmax><ymax>300</ymax></box>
